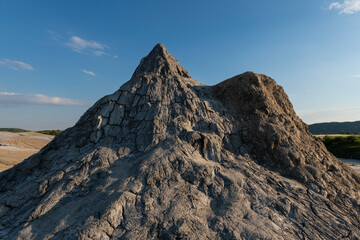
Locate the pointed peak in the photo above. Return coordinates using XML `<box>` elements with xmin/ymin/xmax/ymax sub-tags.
<box><xmin>151</xmin><ymin>43</ymin><xmax>168</xmax><ymax>55</ymax></box>
<box><xmin>132</xmin><ymin>43</ymin><xmax>191</xmax><ymax>78</ymax></box>
<box><xmin>144</xmin><ymin>43</ymin><xmax>171</xmax><ymax>63</ymax></box>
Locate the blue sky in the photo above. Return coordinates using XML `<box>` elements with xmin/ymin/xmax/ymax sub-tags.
<box><xmin>1</xmin><ymin>0</ymin><xmax>360</xmax><ymax>130</ymax></box>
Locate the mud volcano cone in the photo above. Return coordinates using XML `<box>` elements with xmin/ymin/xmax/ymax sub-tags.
<box><xmin>0</xmin><ymin>44</ymin><xmax>359</xmax><ymax>239</ymax></box>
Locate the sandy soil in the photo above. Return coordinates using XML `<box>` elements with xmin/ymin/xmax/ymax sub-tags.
<box><xmin>0</xmin><ymin>132</ymin><xmax>53</xmax><ymax>172</ymax></box>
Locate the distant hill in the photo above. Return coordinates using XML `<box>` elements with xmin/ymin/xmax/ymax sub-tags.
<box><xmin>0</xmin><ymin>128</ymin><xmax>62</xmax><ymax>136</ymax></box>
<box><xmin>36</xmin><ymin>130</ymin><xmax>62</xmax><ymax>136</ymax></box>
<box><xmin>308</xmin><ymin>121</ymin><xmax>360</xmax><ymax>134</ymax></box>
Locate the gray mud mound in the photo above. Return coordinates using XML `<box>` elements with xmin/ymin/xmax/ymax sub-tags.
<box><xmin>0</xmin><ymin>44</ymin><xmax>359</xmax><ymax>240</ymax></box>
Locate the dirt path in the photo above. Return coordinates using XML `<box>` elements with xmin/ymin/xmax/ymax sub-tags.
<box><xmin>0</xmin><ymin>132</ymin><xmax>53</xmax><ymax>172</ymax></box>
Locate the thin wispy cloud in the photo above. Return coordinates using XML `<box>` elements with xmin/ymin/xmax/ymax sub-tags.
<box><xmin>0</xmin><ymin>92</ymin><xmax>89</xmax><ymax>106</ymax></box>
<box><xmin>66</xmin><ymin>36</ymin><xmax>108</xmax><ymax>56</ymax></box>
<box><xmin>48</xmin><ymin>31</ymin><xmax>118</xmax><ymax>58</ymax></box>
<box><xmin>82</xmin><ymin>70</ymin><xmax>96</xmax><ymax>76</ymax></box>
<box><xmin>0</xmin><ymin>59</ymin><xmax>34</xmax><ymax>71</ymax></box>
<box><xmin>297</xmin><ymin>107</ymin><xmax>360</xmax><ymax>124</ymax></box>
<box><xmin>352</xmin><ymin>74</ymin><xmax>360</xmax><ymax>78</ymax></box>
<box><xmin>47</xmin><ymin>30</ymin><xmax>63</xmax><ymax>41</ymax></box>
<box><xmin>94</xmin><ymin>51</ymin><xmax>110</xmax><ymax>57</ymax></box>
<box><xmin>329</xmin><ymin>0</ymin><xmax>360</xmax><ymax>14</ymax></box>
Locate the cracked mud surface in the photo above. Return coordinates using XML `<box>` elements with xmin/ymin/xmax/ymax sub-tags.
<box><xmin>0</xmin><ymin>44</ymin><xmax>359</xmax><ymax>239</ymax></box>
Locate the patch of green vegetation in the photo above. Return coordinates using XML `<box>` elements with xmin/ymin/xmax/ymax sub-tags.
<box><xmin>0</xmin><ymin>128</ymin><xmax>29</xmax><ymax>133</ymax></box>
<box><xmin>36</xmin><ymin>130</ymin><xmax>63</xmax><ymax>136</ymax></box>
<box><xmin>318</xmin><ymin>135</ymin><xmax>360</xmax><ymax>160</ymax></box>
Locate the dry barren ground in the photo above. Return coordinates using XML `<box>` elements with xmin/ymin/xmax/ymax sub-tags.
<box><xmin>0</xmin><ymin>131</ymin><xmax>53</xmax><ymax>172</ymax></box>
<box><xmin>341</xmin><ymin>158</ymin><xmax>360</xmax><ymax>173</ymax></box>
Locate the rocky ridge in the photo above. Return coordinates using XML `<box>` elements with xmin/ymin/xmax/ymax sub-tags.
<box><xmin>0</xmin><ymin>44</ymin><xmax>359</xmax><ymax>239</ymax></box>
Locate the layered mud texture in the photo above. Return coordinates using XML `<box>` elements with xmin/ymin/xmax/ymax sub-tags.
<box><xmin>0</xmin><ymin>44</ymin><xmax>359</xmax><ymax>240</ymax></box>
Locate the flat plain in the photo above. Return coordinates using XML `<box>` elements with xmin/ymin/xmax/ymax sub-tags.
<box><xmin>0</xmin><ymin>131</ymin><xmax>53</xmax><ymax>172</ymax></box>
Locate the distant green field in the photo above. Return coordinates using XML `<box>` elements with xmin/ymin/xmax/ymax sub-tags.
<box><xmin>0</xmin><ymin>128</ymin><xmax>29</xmax><ymax>133</ymax></box>
<box><xmin>316</xmin><ymin>135</ymin><xmax>360</xmax><ymax>160</ymax></box>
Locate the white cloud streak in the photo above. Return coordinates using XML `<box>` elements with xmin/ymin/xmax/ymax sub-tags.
<box><xmin>0</xmin><ymin>59</ymin><xmax>34</xmax><ymax>70</ymax></box>
<box><xmin>297</xmin><ymin>107</ymin><xmax>360</xmax><ymax>124</ymax></box>
<box><xmin>93</xmin><ymin>51</ymin><xmax>109</xmax><ymax>56</ymax></box>
<box><xmin>82</xmin><ymin>70</ymin><xmax>96</xmax><ymax>76</ymax></box>
<box><xmin>0</xmin><ymin>92</ymin><xmax>89</xmax><ymax>106</ymax></box>
<box><xmin>49</xmin><ymin>32</ymin><xmax>117</xmax><ymax>58</ymax></box>
<box><xmin>66</xmin><ymin>36</ymin><xmax>108</xmax><ymax>56</ymax></box>
<box><xmin>329</xmin><ymin>0</ymin><xmax>360</xmax><ymax>14</ymax></box>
